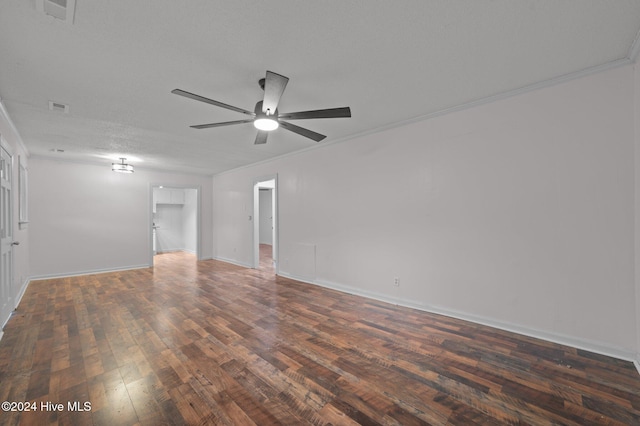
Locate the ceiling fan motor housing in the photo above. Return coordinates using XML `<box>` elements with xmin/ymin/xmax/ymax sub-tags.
<box><xmin>254</xmin><ymin>100</ymin><xmax>277</xmax><ymax>118</ymax></box>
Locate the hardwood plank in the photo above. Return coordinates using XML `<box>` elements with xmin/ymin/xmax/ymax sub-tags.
<box><xmin>0</xmin><ymin>251</ymin><xmax>639</xmax><ymax>425</ymax></box>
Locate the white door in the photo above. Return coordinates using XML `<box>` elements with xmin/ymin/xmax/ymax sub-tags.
<box><xmin>0</xmin><ymin>145</ymin><xmax>13</xmax><ymax>325</ymax></box>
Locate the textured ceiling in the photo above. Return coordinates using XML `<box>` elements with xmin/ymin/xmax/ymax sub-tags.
<box><xmin>1</xmin><ymin>1</ymin><xmax>640</xmax><ymax>175</ymax></box>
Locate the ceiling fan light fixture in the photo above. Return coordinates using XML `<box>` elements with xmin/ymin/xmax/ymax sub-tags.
<box><xmin>172</xmin><ymin>70</ymin><xmax>351</xmax><ymax>144</ymax></box>
<box><xmin>112</xmin><ymin>158</ymin><xmax>134</xmax><ymax>173</ymax></box>
<box><xmin>254</xmin><ymin>117</ymin><xmax>279</xmax><ymax>131</ymax></box>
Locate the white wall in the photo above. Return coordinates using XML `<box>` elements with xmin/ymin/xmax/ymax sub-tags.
<box><xmin>635</xmin><ymin>62</ymin><xmax>640</xmax><ymax>367</ymax></box>
<box><xmin>0</xmin><ymin>101</ymin><xmax>30</xmax><ymax>329</ymax></box>
<box><xmin>212</xmin><ymin>64</ymin><xmax>637</xmax><ymax>361</ymax></box>
<box><xmin>153</xmin><ymin>187</ymin><xmax>198</xmax><ymax>254</ymax></box>
<box><xmin>212</xmin><ymin>173</ymin><xmax>251</xmax><ymax>267</ymax></box>
<box><xmin>155</xmin><ymin>204</ymin><xmax>184</xmax><ymax>253</ymax></box>
<box><xmin>183</xmin><ymin>188</ymin><xmax>198</xmax><ymax>253</ymax></box>
<box><xmin>259</xmin><ymin>189</ymin><xmax>273</xmax><ymax>245</ymax></box>
<box><xmin>29</xmin><ymin>157</ymin><xmax>213</xmax><ymax>278</ymax></box>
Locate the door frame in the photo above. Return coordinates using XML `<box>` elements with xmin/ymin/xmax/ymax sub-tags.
<box><xmin>148</xmin><ymin>184</ymin><xmax>202</xmax><ymax>266</ymax></box>
<box><xmin>0</xmin><ymin>137</ymin><xmax>14</xmax><ymax>330</ymax></box>
<box><xmin>252</xmin><ymin>174</ymin><xmax>278</xmax><ymax>272</ymax></box>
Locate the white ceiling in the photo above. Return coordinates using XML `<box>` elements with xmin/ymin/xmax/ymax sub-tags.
<box><xmin>1</xmin><ymin>1</ymin><xmax>640</xmax><ymax>175</ymax></box>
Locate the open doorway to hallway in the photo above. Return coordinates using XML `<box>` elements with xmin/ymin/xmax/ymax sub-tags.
<box><xmin>253</xmin><ymin>176</ymin><xmax>277</xmax><ymax>273</ymax></box>
<box><xmin>150</xmin><ymin>185</ymin><xmax>200</xmax><ymax>266</ymax></box>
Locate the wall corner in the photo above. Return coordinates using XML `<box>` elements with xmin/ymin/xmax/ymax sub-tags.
<box><xmin>633</xmin><ymin>61</ymin><xmax>640</xmax><ymax>364</ymax></box>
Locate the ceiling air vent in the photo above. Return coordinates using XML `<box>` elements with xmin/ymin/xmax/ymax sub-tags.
<box><xmin>48</xmin><ymin>101</ymin><xmax>69</xmax><ymax>113</ymax></box>
<box><xmin>36</xmin><ymin>0</ymin><xmax>76</xmax><ymax>24</ymax></box>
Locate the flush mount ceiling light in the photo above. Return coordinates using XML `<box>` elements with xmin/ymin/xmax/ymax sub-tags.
<box><xmin>112</xmin><ymin>158</ymin><xmax>134</xmax><ymax>173</ymax></box>
<box><xmin>254</xmin><ymin>110</ymin><xmax>279</xmax><ymax>131</ymax></box>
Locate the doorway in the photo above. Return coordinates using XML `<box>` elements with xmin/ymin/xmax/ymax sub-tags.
<box><xmin>253</xmin><ymin>175</ymin><xmax>277</xmax><ymax>272</ymax></box>
<box><xmin>150</xmin><ymin>185</ymin><xmax>201</xmax><ymax>265</ymax></box>
<box><xmin>1</xmin><ymin>143</ymin><xmax>14</xmax><ymax>329</ymax></box>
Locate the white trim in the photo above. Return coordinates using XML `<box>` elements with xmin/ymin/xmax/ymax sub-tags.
<box><xmin>1</xmin><ymin>309</ymin><xmax>15</xmax><ymax>330</ymax></box>
<box><xmin>211</xmin><ymin>256</ymin><xmax>252</xmax><ymax>269</ymax></box>
<box><xmin>395</xmin><ymin>298</ymin><xmax>637</xmax><ymax>364</ymax></box>
<box><xmin>252</xmin><ymin>174</ymin><xmax>278</xmax><ymax>272</ymax></box>
<box><xmin>0</xmin><ymin>134</ymin><xmax>13</xmax><ymax>155</ymax></box>
<box><xmin>634</xmin><ymin>358</ymin><xmax>640</xmax><ymax>376</ymax></box>
<box><xmin>276</xmin><ymin>271</ymin><xmax>640</xmax><ymax>375</ymax></box>
<box><xmin>0</xmin><ymin>138</ymin><xmax>15</xmax><ymax>337</ymax></box>
<box><xmin>0</xmin><ymin>277</ymin><xmax>31</xmax><ymax>342</ymax></box>
<box><xmin>29</xmin><ymin>264</ymin><xmax>150</xmax><ymax>281</ymax></box>
<box><xmin>0</xmin><ymin>98</ymin><xmax>29</xmax><ymax>157</ymax></box>
<box><xmin>149</xmin><ymin>184</ymin><xmax>202</xmax><ymax>265</ymax></box>
<box><xmin>627</xmin><ymin>26</ymin><xmax>640</xmax><ymax>62</ymax></box>
<box><xmin>214</xmin><ymin>59</ymin><xmax>633</xmax><ymax>179</ymax></box>
<box><xmin>1</xmin><ymin>313</ymin><xmax>10</xmax><ymax>330</ymax></box>
<box><xmin>14</xmin><ymin>276</ymin><xmax>29</xmax><ymax>310</ymax></box>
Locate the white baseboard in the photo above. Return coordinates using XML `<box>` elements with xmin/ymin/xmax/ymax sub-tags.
<box><xmin>14</xmin><ymin>277</ymin><xmax>30</xmax><ymax>310</ymax></box>
<box><xmin>1</xmin><ymin>309</ymin><xmax>15</xmax><ymax>333</ymax></box>
<box><xmin>212</xmin><ymin>256</ymin><xmax>252</xmax><ymax>269</ymax></box>
<box><xmin>0</xmin><ymin>277</ymin><xmax>32</xmax><ymax>339</ymax></box>
<box><xmin>29</xmin><ymin>264</ymin><xmax>150</xmax><ymax>281</ymax></box>
<box><xmin>277</xmin><ymin>272</ymin><xmax>639</xmax><ymax>373</ymax></box>
<box><xmin>0</xmin><ymin>312</ymin><xmax>10</xmax><ymax>330</ymax></box>
<box><xmin>395</xmin><ymin>297</ymin><xmax>637</xmax><ymax>365</ymax></box>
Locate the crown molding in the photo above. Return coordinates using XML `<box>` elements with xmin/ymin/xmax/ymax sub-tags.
<box><xmin>628</xmin><ymin>26</ymin><xmax>640</xmax><ymax>62</ymax></box>
<box><xmin>214</xmin><ymin>58</ymin><xmax>633</xmax><ymax>179</ymax></box>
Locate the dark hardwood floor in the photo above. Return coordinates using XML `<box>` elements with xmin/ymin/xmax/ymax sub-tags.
<box><xmin>1</xmin><ymin>251</ymin><xmax>639</xmax><ymax>425</ymax></box>
<box><xmin>258</xmin><ymin>244</ymin><xmax>275</xmax><ymax>273</ymax></box>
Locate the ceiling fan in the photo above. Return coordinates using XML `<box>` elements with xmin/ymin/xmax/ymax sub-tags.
<box><xmin>172</xmin><ymin>71</ymin><xmax>351</xmax><ymax>145</ymax></box>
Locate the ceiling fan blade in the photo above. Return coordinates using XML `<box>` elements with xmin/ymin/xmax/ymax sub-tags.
<box><xmin>278</xmin><ymin>107</ymin><xmax>351</xmax><ymax>120</ymax></box>
<box><xmin>279</xmin><ymin>121</ymin><xmax>326</xmax><ymax>142</ymax></box>
<box><xmin>254</xmin><ymin>131</ymin><xmax>268</xmax><ymax>145</ymax></box>
<box><xmin>190</xmin><ymin>119</ymin><xmax>254</xmax><ymax>129</ymax></box>
<box><xmin>172</xmin><ymin>89</ymin><xmax>254</xmax><ymax>116</ymax></box>
<box><xmin>262</xmin><ymin>71</ymin><xmax>289</xmax><ymax>114</ymax></box>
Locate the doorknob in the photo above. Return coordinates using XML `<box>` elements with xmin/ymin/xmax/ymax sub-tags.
<box><xmin>11</xmin><ymin>241</ymin><xmax>19</xmax><ymax>246</ymax></box>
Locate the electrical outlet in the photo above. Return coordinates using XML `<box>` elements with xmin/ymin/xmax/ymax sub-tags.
<box><xmin>394</xmin><ymin>277</ymin><xmax>400</xmax><ymax>287</ymax></box>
